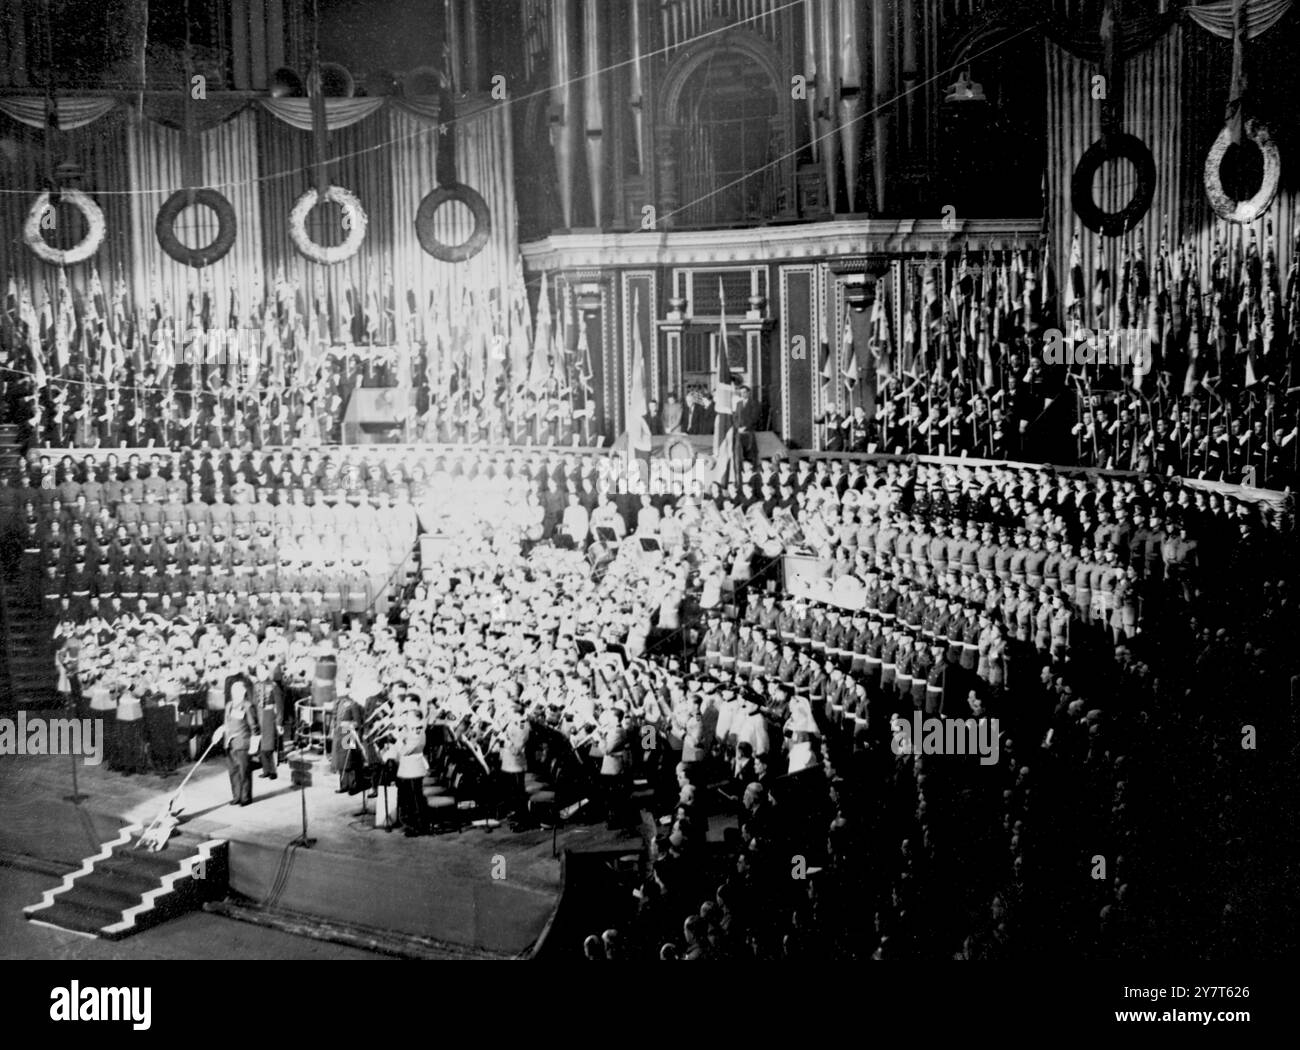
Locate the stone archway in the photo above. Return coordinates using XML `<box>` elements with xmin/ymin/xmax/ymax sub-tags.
<box><xmin>654</xmin><ymin>28</ymin><xmax>795</xmax><ymax>227</ymax></box>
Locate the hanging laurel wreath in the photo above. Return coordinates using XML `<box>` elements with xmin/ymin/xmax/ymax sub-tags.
<box><xmin>289</xmin><ymin>184</ymin><xmax>368</xmax><ymax>265</ymax></box>
<box><xmin>155</xmin><ymin>187</ymin><xmax>239</xmax><ymax>268</ymax></box>
<box><xmin>1070</xmin><ymin>132</ymin><xmax>1157</xmax><ymax>237</ymax></box>
<box><xmin>24</xmin><ymin>189</ymin><xmax>106</xmax><ymax>266</ymax></box>
<box><xmin>1203</xmin><ymin>118</ymin><xmax>1281</xmax><ymax>224</ymax></box>
<box><xmin>415</xmin><ymin>182</ymin><xmax>491</xmax><ymax>264</ymax></box>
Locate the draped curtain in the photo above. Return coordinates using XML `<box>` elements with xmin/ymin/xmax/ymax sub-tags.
<box><xmin>1046</xmin><ymin>14</ymin><xmax>1299</xmax><ymax>350</ymax></box>
<box><xmin>125</xmin><ymin>108</ymin><xmax>265</xmax><ymax>330</ymax></box>
<box><xmin>1176</xmin><ymin>8</ymin><xmax>1299</xmax><ymax>294</ymax></box>
<box><xmin>0</xmin><ymin>108</ymin><xmax>135</xmax><ymax>306</ymax></box>
<box><xmin>1</xmin><ymin>93</ymin><xmax>522</xmax><ymax>376</ymax></box>
<box><xmin>256</xmin><ymin>101</ymin><xmax>397</xmax><ymax>340</ymax></box>
<box><xmin>1045</xmin><ymin>28</ymin><xmax>1188</xmax><ymax>333</ymax></box>
<box><xmin>388</xmin><ymin>104</ymin><xmax>519</xmax><ymax>330</ymax></box>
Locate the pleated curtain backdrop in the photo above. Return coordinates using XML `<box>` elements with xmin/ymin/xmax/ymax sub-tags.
<box><xmin>124</xmin><ymin>108</ymin><xmax>265</xmax><ymax>329</ymax></box>
<box><xmin>1046</xmin><ymin>22</ymin><xmax>1298</xmax><ymax>338</ymax></box>
<box><xmin>1176</xmin><ymin>15</ymin><xmax>1298</xmax><ymax>301</ymax></box>
<box><xmin>388</xmin><ymin>104</ymin><xmax>520</xmax><ymax>329</ymax></box>
<box><xmin>1045</xmin><ymin>28</ymin><xmax>1188</xmax><ymax>327</ymax></box>
<box><xmin>2</xmin><ymin>98</ymin><xmax>521</xmax><ymax>350</ymax></box>
<box><xmin>255</xmin><ymin>103</ymin><xmax>397</xmax><ymax>339</ymax></box>
<box><xmin>0</xmin><ymin>108</ymin><xmax>136</xmax><ymax>305</ymax></box>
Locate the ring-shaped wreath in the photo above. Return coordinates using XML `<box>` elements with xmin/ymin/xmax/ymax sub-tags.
<box><xmin>415</xmin><ymin>182</ymin><xmax>491</xmax><ymax>264</ymax></box>
<box><xmin>1070</xmin><ymin>132</ymin><xmax>1157</xmax><ymax>237</ymax></box>
<box><xmin>289</xmin><ymin>184</ymin><xmax>368</xmax><ymax>265</ymax></box>
<box><xmin>1203</xmin><ymin>117</ymin><xmax>1281</xmax><ymax>224</ymax></box>
<box><xmin>155</xmin><ymin>187</ymin><xmax>238</xmax><ymax>268</ymax></box>
<box><xmin>24</xmin><ymin>189</ymin><xmax>105</xmax><ymax>266</ymax></box>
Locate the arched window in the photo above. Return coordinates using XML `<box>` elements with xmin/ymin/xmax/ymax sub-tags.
<box><xmin>665</xmin><ymin>39</ymin><xmax>786</xmax><ymax>227</ymax></box>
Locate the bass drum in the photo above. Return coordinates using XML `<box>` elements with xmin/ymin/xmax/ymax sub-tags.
<box><xmin>311</xmin><ymin>652</ymin><xmax>339</xmax><ymax>707</ymax></box>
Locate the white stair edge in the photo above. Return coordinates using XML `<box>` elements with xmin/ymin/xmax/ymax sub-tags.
<box><xmin>101</xmin><ymin>838</ymin><xmax>227</xmax><ymax>936</ymax></box>
<box><xmin>27</xmin><ymin>917</ymin><xmax>98</xmax><ymax>939</ymax></box>
<box><xmin>23</xmin><ymin>823</ymin><xmax>142</xmax><ymax>917</ymax></box>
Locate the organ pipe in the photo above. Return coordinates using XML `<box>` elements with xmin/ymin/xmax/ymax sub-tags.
<box><xmin>582</xmin><ymin>0</ymin><xmax>605</xmax><ymax>226</ymax></box>
<box><xmin>817</xmin><ymin>0</ymin><xmax>841</xmax><ymax>214</ymax></box>
<box><xmin>550</xmin><ymin>0</ymin><xmax>578</xmax><ymax>228</ymax></box>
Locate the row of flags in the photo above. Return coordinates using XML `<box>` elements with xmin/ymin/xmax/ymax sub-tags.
<box><xmin>1063</xmin><ymin>222</ymin><xmax>1300</xmax><ymax>397</ymax></box>
<box><xmin>0</xmin><ymin>258</ymin><xmax>603</xmax><ymax>434</ymax></box>
<box><xmin>8</xmin><ymin>232</ymin><xmax>1297</xmax><ymax>444</ymax></box>
<box><xmin>815</xmin><ymin>248</ymin><xmax>1053</xmax><ymax>419</ymax></box>
<box><xmin>804</xmin><ymin>228</ymin><xmax>1300</xmax><ymax>416</ymax></box>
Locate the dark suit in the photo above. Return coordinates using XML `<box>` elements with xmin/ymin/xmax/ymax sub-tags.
<box><xmin>253</xmin><ymin>680</ymin><xmax>283</xmax><ymax>777</ymax></box>
<box><xmin>685</xmin><ymin>402</ymin><xmax>715</xmax><ymax>436</ymax></box>
<box><xmin>223</xmin><ymin>683</ymin><xmax>259</xmax><ymax>805</ymax></box>
<box><xmin>733</xmin><ymin>397</ymin><xmax>761</xmax><ymax>473</ymax></box>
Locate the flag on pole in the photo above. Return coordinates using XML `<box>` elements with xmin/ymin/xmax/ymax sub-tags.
<box><xmin>977</xmin><ymin>293</ymin><xmax>995</xmax><ymax>392</ymax></box>
<box><xmin>841</xmin><ymin>302</ymin><xmax>858</xmax><ymax>415</ymax></box>
<box><xmin>1066</xmin><ymin>229</ymin><xmax>1084</xmax><ymax>321</ymax></box>
<box><xmin>574</xmin><ymin>315</ymin><xmax>595</xmax><ymax>439</ymax></box>
<box><xmin>1165</xmin><ymin>240</ymin><xmax>1186</xmax><ymax>381</ymax></box>
<box><xmin>486</xmin><ymin>295</ymin><xmax>506</xmax><ymax>405</ymax></box>
<box><xmin>714</xmin><ymin>280</ymin><xmax>738</xmax><ymax>481</ymax></box>
<box><xmin>509</xmin><ymin>261</ymin><xmax>532</xmax><ymax>383</ymax></box>
<box><xmin>901</xmin><ymin>273</ymin><xmax>918</xmax><ymax>379</ymax></box>
<box><xmin>380</xmin><ymin>266</ymin><xmax>396</xmax><ymax>347</ymax></box>
<box><xmin>627</xmin><ymin>290</ymin><xmax>652</xmax><ymax>460</ymax></box>
<box><xmin>1091</xmin><ymin>238</ymin><xmax>1109</xmax><ymax>336</ymax></box>
<box><xmin>841</xmin><ymin>296</ymin><xmax>859</xmax><ymax>376</ymax></box>
<box><xmin>529</xmin><ymin>273</ymin><xmax>552</xmax><ymax>393</ymax></box>
<box><xmin>1261</xmin><ymin>224</ymin><xmax>1281</xmax><ymax>376</ymax></box>
<box><xmin>920</xmin><ymin>264</ymin><xmax>939</xmax><ymax>377</ymax></box>
<box><xmin>1238</xmin><ymin>240</ymin><xmax>1259</xmax><ymax>388</ymax></box>
<box><xmin>54</xmin><ymin>270</ymin><xmax>73</xmax><ymax>373</ymax></box>
<box><xmin>365</xmin><ymin>264</ymin><xmax>382</xmax><ymax>345</ymax></box>
<box><xmin>338</xmin><ymin>284</ymin><xmax>355</xmax><ymax>344</ymax></box>
<box><xmin>19</xmin><ymin>284</ymin><xmax>45</xmax><ymax>386</ymax></box>
<box><xmin>871</xmin><ymin>277</ymin><xmax>893</xmax><ymax>382</ymax></box>
<box><xmin>552</xmin><ymin>285</ymin><xmax>573</xmax><ymax>394</ymax></box>
<box><xmin>86</xmin><ymin>268</ymin><xmax>111</xmax><ymax>379</ymax></box>
<box><xmin>1022</xmin><ymin>249</ymin><xmax>1040</xmax><ymax>339</ymax></box>
<box><xmin>936</xmin><ymin>262</ymin><xmax>953</xmax><ymax>384</ymax></box>
<box><xmin>1133</xmin><ymin>241</ymin><xmax>1150</xmax><ymax>305</ymax></box>
<box><xmin>818</xmin><ymin>304</ymin><xmax>835</xmax><ymax>410</ymax></box>
<box><xmin>1135</xmin><ymin>281</ymin><xmax>1156</xmax><ymax>393</ymax></box>
<box><xmin>431</xmin><ymin>295</ymin><xmax>454</xmax><ymax>403</ymax></box>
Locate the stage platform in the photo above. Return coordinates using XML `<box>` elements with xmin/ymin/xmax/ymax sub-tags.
<box><xmin>0</xmin><ymin>740</ymin><xmax>647</xmax><ymax>959</ymax></box>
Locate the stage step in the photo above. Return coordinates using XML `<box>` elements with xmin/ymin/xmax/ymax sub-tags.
<box><xmin>24</xmin><ymin>823</ymin><xmax>228</xmax><ymax>940</ymax></box>
<box><xmin>204</xmin><ymin>900</ymin><xmax>517</xmax><ymax>960</ymax></box>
